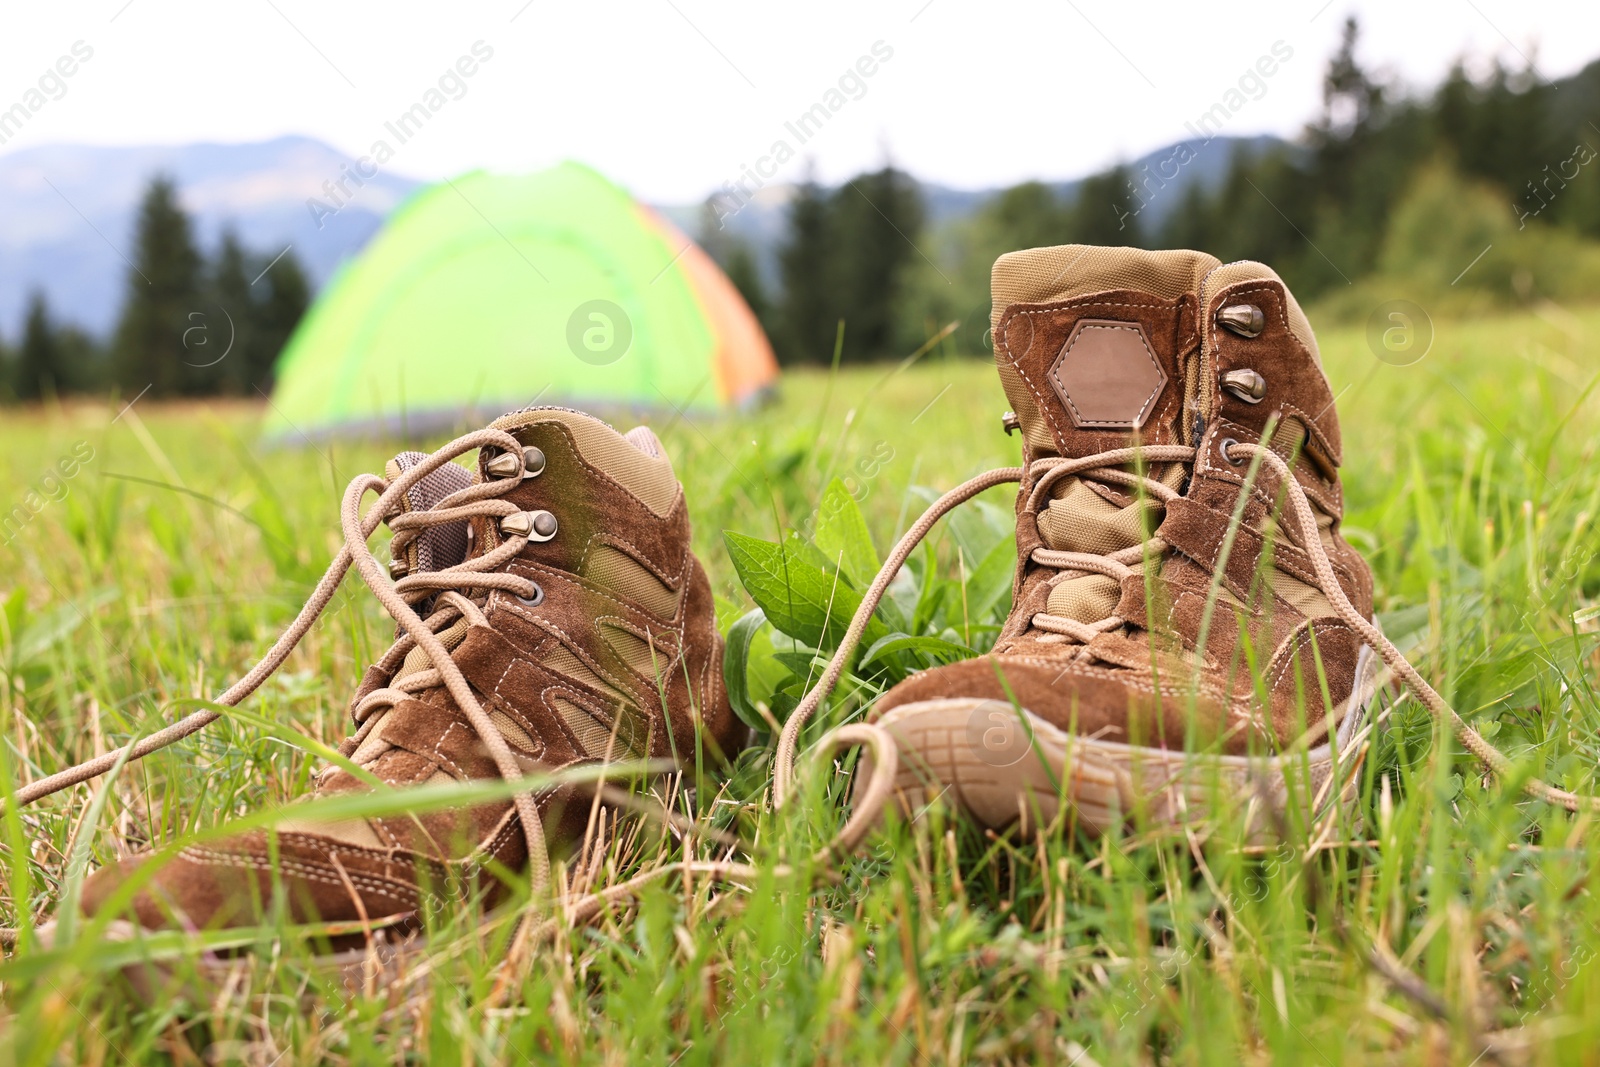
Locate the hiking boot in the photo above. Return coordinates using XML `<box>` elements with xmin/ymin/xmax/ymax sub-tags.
<box><xmin>803</xmin><ymin>247</ymin><xmax>1381</xmax><ymax>835</ymax></box>
<box><xmin>81</xmin><ymin>407</ymin><xmax>744</xmax><ymax>931</ymax></box>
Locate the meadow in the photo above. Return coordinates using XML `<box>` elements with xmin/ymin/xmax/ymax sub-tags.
<box><xmin>3</xmin><ymin>302</ymin><xmax>1600</xmax><ymax>1064</ymax></box>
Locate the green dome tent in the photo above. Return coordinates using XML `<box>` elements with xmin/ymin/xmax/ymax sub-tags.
<box><xmin>265</xmin><ymin>162</ymin><xmax>777</xmax><ymax>439</ymax></box>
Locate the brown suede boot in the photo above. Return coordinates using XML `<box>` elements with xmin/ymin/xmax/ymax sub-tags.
<box><xmin>80</xmin><ymin>407</ymin><xmax>743</xmax><ymax>931</ymax></box>
<box><xmin>770</xmin><ymin>245</ymin><xmax>1385</xmax><ymax>837</ymax></box>
<box><xmin>865</xmin><ymin>246</ymin><xmax>1381</xmax><ymax>833</ymax></box>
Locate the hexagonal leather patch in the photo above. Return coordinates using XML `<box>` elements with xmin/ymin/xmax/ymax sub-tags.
<box><xmin>1048</xmin><ymin>319</ymin><xmax>1167</xmax><ymax>430</ymax></box>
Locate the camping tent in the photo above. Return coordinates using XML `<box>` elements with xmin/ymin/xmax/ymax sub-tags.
<box><xmin>265</xmin><ymin>162</ymin><xmax>777</xmax><ymax>438</ymax></box>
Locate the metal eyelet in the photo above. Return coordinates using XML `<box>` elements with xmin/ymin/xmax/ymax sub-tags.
<box><xmin>1217</xmin><ymin>304</ymin><xmax>1265</xmax><ymax>338</ymax></box>
<box><xmin>485</xmin><ymin>446</ymin><xmax>548</xmax><ymax>480</ymax></box>
<box><xmin>517</xmin><ymin>583</ymin><xmax>545</xmax><ymax>608</ymax></box>
<box><xmin>1222</xmin><ymin>368</ymin><xmax>1267</xmax><ymax>404</ymax></box>
<box><xmin>500</xmin><ymin>509</ymin><xmax>558</xmax><ymax>541</ymax></box>
<box><xmin>1220</xmin><ymin>437</ymin><xmax>1244</xmax><ymax>465</ymax></box>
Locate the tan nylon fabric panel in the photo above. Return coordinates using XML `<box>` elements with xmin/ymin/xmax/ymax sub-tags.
<box><xmin>1047</xmin><ymin>574</ymin><xmax>1122</xmax><ymax>624</ymax></box>
<box><xmin>1039</xmin><ymin>469</ymin><xmax>1180</xmax><ymax>626</ymax></box>
<box><xmin>275</xmin><ymin>814</ymin><xmax>385</xmax><ymax>849</ymax></box>
<box><xmin>555</xmin><ymin>697</ymin><xmax>616</xmax><ymax>758</ymax></box>
<box><xmin>989</xmin><ymin>245</ymin><xmax>1221</xmax><ymax>330</ymax></box>
<box><xmin>1268</xmin><ymin>567</ymin><xmax>1334</xmax><ymax>619</ymax></box>
<box><xmin>1198</xmin><ymin>259</ymin><xmax>1320</xmax><ymax>366</ymax></box>
<box><xmin>603</xmin><ymin>623</ymin><xmax>667</xmax><ymax>679</ymax></box>
<box><xmin>1037</xmin><ymin>483</ymin><xmax>1157</xmax><ymax>557</ymax></box>
<box><xmin>616</xmin><ymin>701</ymin><xmax>652</xmax><ymax>757</ymax></box>
<box><xmin>540</xmin><ymin>644</ymin><xmax>619</xmax><ymax>696</ymax></box>
<box><xmin>492</xmin><ymin>408</ymin><xmax>679</xmax><ymax>517</ymax></box>
<box><xmin>489</xmin><ymin>707</ymin><xmax>538</xmax><ymax>751</ymax></box>
<box><xmin>1259</xmin><ymin>509</ymin><xmax>1340</xmax><ymax>620</ymax></box>
<box><xmin>583</xmin><ymin>543</ymin><xmax>681</xmax><ymax>618</ymax></box>
<box><xmin>395</xmin><ymin>616</ymin><xmax>470</xmax><ymax>685</ymax></box>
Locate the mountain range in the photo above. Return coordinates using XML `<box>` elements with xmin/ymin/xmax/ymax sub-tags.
<box><xmin>0</xmin><ymin>132</ymin><xmax>1284</xmax><ymax>339</ymax></box>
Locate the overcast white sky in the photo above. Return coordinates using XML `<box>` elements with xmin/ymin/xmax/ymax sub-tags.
<box><xmin>2</xmin><ymin>0</ymin><xmax>1595</xmax><ymax>202</ymax></box>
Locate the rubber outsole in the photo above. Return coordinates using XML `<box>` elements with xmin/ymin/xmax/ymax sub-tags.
<box><xmin>864</xmin><ymin>639</ymin><xmax>1381</xmax><ymax>837</ymax></box>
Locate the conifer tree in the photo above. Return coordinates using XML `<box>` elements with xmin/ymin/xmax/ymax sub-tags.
<box><xmin>986</xmin><ymin>181</ymin><xmax>1074</xmax><ymax>252</ymax></box>
<box><xmin>252</xmin><ymin>249</ymin><xmax>309</xmax><ymax>393</ymax></box>
<box><xmin>829</xmin><ymin>166</ymin><xmax>926</xmax><ymax>360</ymax></box>
<box><xmin>207</xmin><ymin>229</ymin><xmax>257</xmax><ymax>394</ymax></box>
<box><xmin>112</xmin><ymin>176</ymin><xmax>204</xmax><ymax>396</ymax></box>
<box><xmin>776</xmin><ymin>171</ymin><xmax>836</xmax><ymax>365</ymax></box>
<box><xmin>15</xmin><ymin>292</ymin><xmax>60</xmax><ymax>401</ymax></box>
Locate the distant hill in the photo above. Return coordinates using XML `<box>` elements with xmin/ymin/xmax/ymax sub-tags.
<box><xmin>0</xmin><ymin>132</ymin><xmax>1287</xmax><ymax>339</ymax></box>
<box><xmin>656</xmin><ymin>134</ymin><xmax>1291</xmax><ymax>289</ymax></box>
<box><xmin>0</xmin><ymin>135</ymin><xmax>421</xmax><ymax>337</ymax></box>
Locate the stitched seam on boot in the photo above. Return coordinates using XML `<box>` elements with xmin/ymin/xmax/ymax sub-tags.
<box><xmin>178</xmin><ymin>848</ymin><xmax>423</xmax><ymax>905</ymax></box>
<box><xmin>575</xmin><ymin>534</ymin><xmax>691</xmax><ymax>593</ymax></box>
<box><xmin>530</xmin><ymin>421</ymin><xmax>681</xmax><ymax>520</ymax></box>
<box><xmin>596</xmin><ymin>615</ymin><xmax>682</xmax><ymax>687</ymax></box>
<box><xmin>1048</xmin><ymin>323</ymin><xmax>1166</xmax><ymax>430</ymax></box>
<box><xmin>1266</xmin><ymin>621</ymin><xmax>1357</xmax><ymax>694</ymax></box>
<box><xmin>1168</xmin><ymin>503</ymin><xmax>1307</xmax><ymax>618</ymax></box>
<box><xmin>1198</xmin><ymin>419</ymin><xmax>1342</xmax><ymax>520</ymax></box>
<box><xmin>430</xmin><ymin>721</ymin><xmax>474</xmax><ymax>780</ymax></box>
<box><xmin>519</xmin><ymin>617</ymin><xmax>644</xmax><ymax>702</ymax></box>
<box><xmin>1000</xmin><ymin>299</ymin><xmax>1172</xmax><ymax>453</ymax></box>
<box><xmin>994</xmin><ymin>655</ymin><xmax>1231</xmax><ymax>703</ymax></box>
<box><xmin>1208</xmin><ymin>283</ymin><xmax>1340</xmax><ymax>464</ymax></box>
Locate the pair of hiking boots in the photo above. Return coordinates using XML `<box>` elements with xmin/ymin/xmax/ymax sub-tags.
<box><xmin>51</xmin><ymin>246</ymin><xmax>1414</xmax><ymax>933</ymax></box>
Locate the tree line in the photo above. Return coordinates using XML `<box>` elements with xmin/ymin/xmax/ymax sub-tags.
<box><xmin>705</xmin><ymin>18</ymin><xmax>1600</xmax><ymax>365</ymax></box>
<box><xmin>0</xmin><ymin>176</ymin><xmax>310</xmax><ymax>402</ymax></box>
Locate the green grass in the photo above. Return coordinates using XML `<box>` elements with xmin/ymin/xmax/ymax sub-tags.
<box><xmin>4</xmin><ymin>302</ymin><xmax>1600</xmax><ymax>1064</ymax></box>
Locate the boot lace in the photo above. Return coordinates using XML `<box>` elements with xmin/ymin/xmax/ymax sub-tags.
<box><xmin>1018</xmin><ymin>444</ymin><xmax>1196</xmax><ymax>648</ymax></box>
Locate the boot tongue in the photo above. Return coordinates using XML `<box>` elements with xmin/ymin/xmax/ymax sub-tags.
<box><xmin>623</xmin><ymin>425</ymin><xmax>666</xmax><ymax>458</ymax></box>
<box><xmin>989</xmin><ymin>245</ymin><xmax>1220</xmax><ymax>460</ymax></box>
<box><xmin>988</xmin><ymin>245</ymin><xmax>1219</xmax><ymax>626</ymax></box>
<box><xmin>385</xmin><ymin>451</ymin><xmax>475</xmax><ymax>573</ymax></box>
